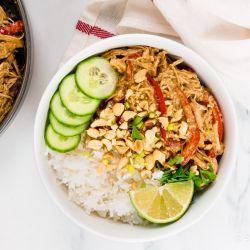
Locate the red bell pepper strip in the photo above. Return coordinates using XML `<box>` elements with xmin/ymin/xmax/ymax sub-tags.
<box><xmin>208</xmin><ymin>149</ymin><xmax>217</xmax><ymax>158</ymax></box>
<box><xmin>127</xmin><ymin>61</ymin><xmax>133</xmax><ymax>81</ymax></box>
<box><xmin>212</xmin><ymin>104</ymin><xmax>223</xmax><ymax>142</ymax></box>
<box><xmin>146</xmin><ymin>74</ymin><xmax>167</xmax><ymax>115</ymax></box>
<box><xmin>175</xmin><ymin>87</ymin><xmax>200</xmax><ymax>166</ymax></box>
<box><xmin>147</xmin><ymin>74</ymin><xmax>182</xmax><ymax>148</ymax></box>
<box><xmin>128</xmin><ymin>52</ymin><xmax>143</xmax><ymax>59</ymax></box>
<box><xmin>0</xmin><ymin>20</ymin><xmax>24</xmax><ymax>35</ymax></box>
<box><xmin>207</xmin><ymin>104</ymin><xmax>223</xmax><ymax>158</ymax></box>
<box><xmin>181</xmin><ymin>127</ymin><xmax>200</xmax><ymax>165</ymax></box>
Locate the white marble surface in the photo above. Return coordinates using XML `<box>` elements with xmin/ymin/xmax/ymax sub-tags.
<box><xmin>0</xmin><ymin>0</ymin><xmax>249</xmax><ymax>249</ymax></box>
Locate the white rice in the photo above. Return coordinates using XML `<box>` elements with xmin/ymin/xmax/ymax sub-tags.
<box><xmin>46</xmin><ymin>146</ymin><xmax>163</xmax><ymax>225</ymax></box>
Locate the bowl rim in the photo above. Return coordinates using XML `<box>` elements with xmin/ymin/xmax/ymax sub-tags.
<box><xmin>0</xmin><ymin>0</ymin><xmax>33</xmax><ymax>135</ymax></box>
<box><xmin>34</xmin><ymin>34</ymin><xmax>238</xmax><ymax>242</ymax></box>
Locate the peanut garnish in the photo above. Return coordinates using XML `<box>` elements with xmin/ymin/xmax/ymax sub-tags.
<box><xmin>112</xmin><ymin>103</ymin><xmax>124</xmax><ymax>116</ymax></box>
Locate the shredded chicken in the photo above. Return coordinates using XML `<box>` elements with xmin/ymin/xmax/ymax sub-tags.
<box><xmin>84</xmin><ymin>46</ymin><xmax>224</xmax><ymax>179</ymax></box>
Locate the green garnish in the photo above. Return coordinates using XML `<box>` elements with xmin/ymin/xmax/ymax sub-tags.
<box><xmin>124</xmin><ymin>101</ymin><xmax>130</xmax><ymax>109</ymax></box>
<box><xmin>154</xmin><ymin>136</ymin><xmax>159</xmax><ymax>143</ymax></box>
<box><xmin>132</xmin><ymin>116</ymin><xmax>143</xmax><ymax>126</ymax></box>
<box><xmin>160</xmin><ymin>163</ymin><xmax>216</xmax><ymax>191</ymax></box>
<box><xmin>161</xmin><ymin>166</ymin><xmax>194</xmax><ymax>183</ymax></box>
<box><xmin>149</xmin><ymin>112</ymin><xmax>156</xmax><ymax>118</ymax></box>
<box><xmin>102</xmin><ymin>159</ymin><xmax>109</xmax><ymax>165</ymax></box>
<box><xmin>137</xmin><ymin>121</ymin><xmax>143</xmax><ymax>129</ymax></box>
<box><xmin>82</xmin><ymin>151</ymin><xmax>93</xmax><ymax>158</ymax></box>
<box><xmin>140</xmin><ymin>181</ymin><xmax>146</xmax><ymax>188</ymax></box>
<box><xmin>133</xmin><ymin>152</ymin><xmax>145</xmax><ymax>158</ymax></box>
<box><xmin>193</xmin><ymin>164</ymin><xmax>216</xmax><ymax>190</ymax></box>
<box><xmin>167</xmin><ymin>154</ymin><xmax>184</xmax><ymax>166</ymax></box>
<box><xmin>132</xmin><ymin>152</ymin><xmax>145</xmax><ymax>165</ymax></box>
<box><xmin>167</xmin><ymin>123</ymin><xmax>176</xmax><ymax>131</ymax></box>
<box><xmin>131</xmin><ymin>126</ymin><xmax>144</xmax><ymax>140</ymax></box>
<box><xmin>127</xmin><ymin>165</ymin><xmax>136</xmax><ymax>175</ymax></box>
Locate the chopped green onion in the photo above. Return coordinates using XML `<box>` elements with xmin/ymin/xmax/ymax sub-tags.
<box><xmin>133</xmin><ymin>152</ymin><xmax>145</xmax><ymax>165</ymax></box>
<box><xmin>127</xmin><ymin>165</ymin><xmax>136</xmax><ymax>175</ymax></box>
<box><xmin>140</xmin><ymin>181</ymin><xmax>146</xmax><ymax>188</ymax></box>
<box><xmin>82</xmin><ymin>151</ymin><xmax>93</xmax><ymax>158</ymax></box>
<box><xmin>102</xmin><ymin>159</ymin><xmax>109</xmax><ymax>165</ymax></box>
<box><xmin>137</xmin><ymin>121</ymin><xmax>144</xmax><ymax>129</ymax></box>
<box><xmin>132</xmin><ymin>116</ymin><xmax>143</xmax><ymax>126</ymax></box>
<box><xmin>137</xmin><ymin>152</ymin><xmax>145</xmax><ymax>158</ymax></box>
<box><xmin>154</xmin><ymin>136</ymin><xmax>159</xmax><ymax>143</ymax></box>
<box><xmin>149</xmin><ymin>112</ymin><xmax>156</xmax><ymax>118</ymax></box>
<box><xmin>124</xmin><ymin>101</ymin><xmax>130</xmax><ymax>109</ymax></box>
<box><xmin>167</xmin><ymin>123</ymin><xmax>176</xmax><ymax>131</ymax></box>
<box><xmin>131</xmin><ymin>126</ymin><xmax>144</xmax><ymax>140</ymax></box>
<box><xmin>161</xmin><ymin>162</ymin><xmax>217</xmax><ymax>191</ymax></box>
<box><xmin>167</xmin><ymin>154</ymin><xmax>184</xmax><ymax>166</ymax></box>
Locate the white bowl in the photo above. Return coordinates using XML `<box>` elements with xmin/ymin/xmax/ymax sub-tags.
<box><xmin>34</xmin><ymin>34</ymin><xmax>238</xmax><ymax>242</ymax></box>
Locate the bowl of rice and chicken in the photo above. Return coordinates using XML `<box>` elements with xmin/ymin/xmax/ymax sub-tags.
<box><xmin>34</xmin><ymin>34</ymin><xmax>237</xmax><ymax>241</ymax></box>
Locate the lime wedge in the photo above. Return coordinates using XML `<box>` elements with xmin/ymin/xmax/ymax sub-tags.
<box><xmin>129</xmin><ymin>180</ymin><xmax>194</xmax><ymax>223</ymax></box>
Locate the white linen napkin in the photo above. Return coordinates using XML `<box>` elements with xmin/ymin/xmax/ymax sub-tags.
<box><xmin>63</xmin><ymin>0</ymin><xmax>250</xmax><ymax>109</ymax></box>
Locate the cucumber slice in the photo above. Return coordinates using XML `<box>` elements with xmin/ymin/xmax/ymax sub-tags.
<box><xmin>49</xmin><ymin>112</ymin><xmax>89</xmax><ymax>137</ymax></box>
<box><xmin>59</xmin><ymin>74</ymin><xmax>100</xmax><ymax>116</ymax></box>
<box><xmin>45</xmin><ymin>125</ymin><xmax>80</xmax><ymax>153</ymax></box>
<box><xmin>76</xmin><ymin>57</ymin><xmax>118</xmax><ymax>99</ymax></box>
<box><xmin>50</xmin><ymin>92</ymin><xmax>92</xmax><ymax>127</ymax></box>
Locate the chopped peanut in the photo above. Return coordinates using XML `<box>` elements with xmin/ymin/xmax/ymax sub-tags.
<box><xmin>153</xmin><ymin>149</ymin><xmax>166</xmax><ymax>164</ymax></box>
<box><xmin>118</xmin><ymin>157</ymin><xmax>128</xmax><ymax>169</ymax></box>
<box><xmin>105</xmin><ymin>130</ymin><xmax>116</xmax><ymax>140</ymax></box>
<box><xmin>134</xmin><ymin>69</ymin><xmax>147</xmax><ymax>83</ymax></box>
<box><xmin>139</xmin><ymin>100</ymin><xmax>149</xmax><ymax>111</ymax></box>
<box><xmin>137</xmin><ymin>111</ymin><xmax>148</xmax><ymax>117</ymax></box>
<box><xmin>179</xmin><ymin>121</ymin><xmax>188</xmax><ymax>136</ymax></box>
<box><xmin>145</xmin><ymin>154</ymin><xmax>155</xmax><ymax>170</ymax></box>
<box><xmin>87</xmin><ymin>140</ymin><xmax>103</xmax><ymax>150</ymax></box>
<box><xmin>116</xmin><ymin>145</ymin><xmax>129</xmax><ymax>154</ymax></box>
<box><xmin>119</xmin><ymin>122</ymin><xmax>128</xmax><ymax>130</ymax></box>
<box><xmin>86</xmin><ymin>128</ymin><xmax>99</xmax><ymax>139</ymax></box>
<box><xmin>101</xmin><ymin>138</ymin><xmax>112</xmax><ymax>151</ymax></box>
<box><xmin>125</xmin><ymin>89</ymin><xmax>133</xmax><ymax>99</ymax></box>
<box><xmin>140</xmin><ymin>169</ymin><xmax>152</xmax><ymax>179</ymax></box>
<box><xmin>91</xmin><ymin>119</ymin><xmax>109</xmax><ymax>128</ymax></box>
<box><xmin>100</xmin><ymin>108</ymin><xmax>115</xmax><ymax>120</ymax></box>
<box><xmin>125</xmin><ymin>139</ymin><xmax>134</xmax><ymax>150</ymax></box>
<box><xmin>159</xmin><ymin>116</ymin><xmax>168</xmax><ymax>130</ymax></box>
<box><xmin>131</xmin><ymin>181</ymin><xmax>137</xmax><ymax>190</ymax></box>
<box><xmin>134</xmin><ymin>140</ymin><xmax>144</xmax><ymax>154</ymax></box>
<box><xmin>103</xmin><ymin>152</ymin><xmax>114</xmax><ymax>161</ymax></box>
<box><xmin>116</xmin><ymin>129</ymin><xmax>125</xmax><ymax>138</ymax></box>
<box><xmin>112</xmin><ymin>103</ymin><xmax>124</xmax><ymax>116</ymax></box>
<box><xmin>120</xmin><ymin>167</ymin><xmax>127</xmax><ymax>176</ymax></box>
<box><xmin>99</xmin><ymin>128</ymin><xmax>107</xmax><ymax>137</ymax></box>
<box><xmin>121</xmin><ymin>111</ymin><xmax>136</xmax><ymax>121</ymax></box>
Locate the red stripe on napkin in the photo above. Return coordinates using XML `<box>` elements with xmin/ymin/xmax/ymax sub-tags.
<box><xmin>76</xmin><ymin>20</ymin><xmax>115</xmax><ymax>39</ymax></box>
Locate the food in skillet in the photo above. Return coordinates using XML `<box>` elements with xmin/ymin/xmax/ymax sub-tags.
<box><xmin>45</xmin><ymin>46</ymin><xmax>224</xmax><ymax>225</ymax></box>
<box><xmin>0</xmin><ymin>6</ymin><xmax>24</xmax><ymax>123</ymax></box>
